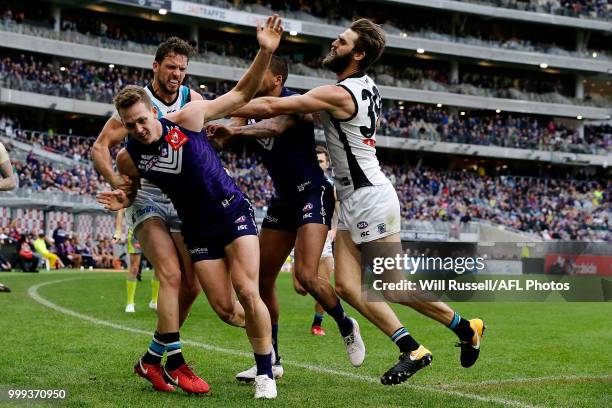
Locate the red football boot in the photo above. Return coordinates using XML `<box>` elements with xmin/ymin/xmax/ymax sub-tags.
<box><xmin>311</xmin><ymin>325</ymin><xmax>326</xmax><ymax>336</ymax></box>
<box><xmin>164</xmin><ymin>364</ymin><xmax>210</xmax><ymax>394</ymax></box>
<box><xmin>133</xmin><ymin>358</ymin><xmax>175</xmax><ymax>392</ymax></box>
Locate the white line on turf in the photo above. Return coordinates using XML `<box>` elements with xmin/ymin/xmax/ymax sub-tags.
<box><xmin>28</xmin><ymin>278</ymin><xmax>546</xmax><ymax>408</ymax></box>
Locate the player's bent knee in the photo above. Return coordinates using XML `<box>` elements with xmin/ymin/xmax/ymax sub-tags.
<box><xmin>334</xmin><ymin>281</ymin><xmax>359</xmax><ymax>303</ymax></box>
<box><xmin>212</xmin><ymin>302</ymin><xmax>237</xmax><ymax>324</ymax></box>
<box><xmin>235</xmin><ymin>287</ymin><xmax>259</xmax><ymax>311</ymax></box>
<box><xmin>296</xmin><ymin>273</ymin><xmax>318</xmax><ymax>293</ymax></box>
<box><xmin>158</xmin><ymin>271</ymin><xmax>181</xmax><ymax>290</ymax></box>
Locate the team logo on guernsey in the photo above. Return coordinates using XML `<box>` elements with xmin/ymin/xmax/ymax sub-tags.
<box><xmin>165</xmin><ymin>128</ymin><xmax>189</xmax><ymax>150</ymax></box>
<box><xmin>140</xmin><ymin>141</ymin><xmax>183</xmax><ymax>175</ymax></box>
<box><xmin>143</xmin><ymin>156</ymin><xmax>158</xmax><ymax>172</ymax></box>
<box><xmin>234</xmin><ymin>215</ymin><xmax>246</xmax><ymax>224</ymax></box>
<box><xmin>357</xmin><ymin>221</ymin><xmax>369</xmax><ymax>229</ymax></box>
<box><xmin>303</xmin><ymin>203</ymin><xmax>313</xmax><ymax>211</ymax></box>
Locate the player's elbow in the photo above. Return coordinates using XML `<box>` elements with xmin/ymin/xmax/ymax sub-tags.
<box><xmin>91</xmin><ymin>139</ymin><xmax>106</xmax><ymax>160</ymax></box>
<box><xmin>7</xmin><ymin>176</ymin><xmax>16</xmax><ymax>190</ymax></box>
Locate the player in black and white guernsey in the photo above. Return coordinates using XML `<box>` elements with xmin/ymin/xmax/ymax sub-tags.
<box><xmin>207</xmin><ymin>57</ymin><xmax>364</xmax><ymax>382</ymax></box>
<box><xmin>228</xmin><ymin>19</ymin><xmax>485</xmax><ymax>385</ymax></box>
<box><xmin>92</xmin><ymin>37</ymin><xmax>222</xmax><ymax>395</ymax></box>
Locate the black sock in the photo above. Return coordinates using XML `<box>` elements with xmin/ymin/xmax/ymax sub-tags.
<box><xmin>162</xmin><ymin>332</ymin><xmax>185</xmax><ymax>371</ymax></box>
<box><xmin>448</xmin><ymin>312</ymin><xmax>473</xmax><ymax>342</ymax></box>
<box><xmin>271</xmin><ymin>323</ymin><xmax>280</xmax><ymax>363</ymax></box>
<box><xmin>254</xmin><ymin>353</ymin><xmax>273</xmax><ymax>379</ymax></box>
<box><xmin>326</xmin><ymin>300</ymin><xmax>353</xmax><ymax>337</ymax></box>
<box><xmin>391</xmin><ymin>327</ymin><xmax>420</xmax><ymax>353</ymax></box>
<box><xmin>312</xmin><ymin>312</ymin><xmax>324</xmax><ymax>327</ymax></box>
<box><xmin>141</xmin><ymin>331</ymin><xmax>165</xmax><ymax>365</ymax></box>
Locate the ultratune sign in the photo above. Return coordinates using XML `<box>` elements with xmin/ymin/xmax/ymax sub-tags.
<box><xmin>171</xmin><ymin>1</ymin><xmax>303</xmax><ymax>34</ymax></box>
<box><xmin>107</xmin><ymin>0</ymin><xmax>171</xmax><ymax>10</ymax></box>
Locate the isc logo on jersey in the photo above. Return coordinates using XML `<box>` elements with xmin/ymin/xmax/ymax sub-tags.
<box><xmin>235</xmin><ymin>215</ymin><xmax>249</xmax><ymax>231</ymax></box>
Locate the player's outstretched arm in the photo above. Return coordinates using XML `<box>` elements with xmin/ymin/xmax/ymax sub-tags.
<box><xmin>92</xmin><ymin>115</ymin><xmax>133</xmax><ymax>191</ymax></box>
<box><xmin>96</xmin><ymin>148</ymin><xmax>139</xmax><ymax>211</ymax></box>
<box><xmin>172</xmin><ymin>15</ymin><xmax>283</xmax><ymax>131</ymax></box>
<box><xmin>207</xmin><ymin>114</ymin><xmax>311</xmax><ymax>142</ymax></box>
<box><xmin>230</xmin><ymin>85</ymin><xmax>354</xmax><ymax>119</ymax></box>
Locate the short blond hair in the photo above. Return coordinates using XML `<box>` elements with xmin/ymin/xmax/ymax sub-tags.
<box><xmin>114</xmin><ymin>85</ymin><xmax>152</xmax><ymax>113</ymax></box>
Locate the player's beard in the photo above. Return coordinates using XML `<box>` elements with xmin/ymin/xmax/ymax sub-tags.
<box><xmin>157</xmin><ymin>76</ymin><xmax>178</xmax><ymax>97</ymax></box>
<box><xmin>322</xmin><ymin>50</ymin><xmax>355</xmax><ymax>73</ymax></box>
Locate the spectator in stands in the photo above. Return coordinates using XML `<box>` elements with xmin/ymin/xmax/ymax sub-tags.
<box><xmin>52</xmin><ymin>221</ymin><xmax>68</xmax><ymax>246</ymax></box>
<box><xmin>15</xmin><ymin>233</ymin><xmax>39</xmax><ymax>272</ymax></box>
<box><xmin>33</xmin><ymin>231</ymin><xmax>64</xmax><ymax>269</ymax></box>
<box><xmin>92</xmin><ymin>239</ymin><xmax>109</xmax><ymax>268</ymax></box>
<box><xmin>57</xmin><ymin>236</ymin><xmax>82</xmax><ymax>269</ymax></box>
<box><xmin>97</xmin><ymin>238</ymin><xmax>116</xmax><ymax>269</ymax></box>
<box><xmin>8</xmin><ymin>219</ymin><xmax>22</xmax><ymax>244</ymax></box>
<box><xmin>74</xmin><ymin>236</ymin><xmax>95</xmax><ymax>269</ymax></box>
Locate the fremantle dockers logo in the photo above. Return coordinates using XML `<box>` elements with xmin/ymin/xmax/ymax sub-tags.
<box><xmin>140</xmin><ymin>141</ymin><xmax>183</xmax><ymax>175</ymax></box>
<box><xmin>303</xmin><ymin>203</ymin><xmax>313</xmax><ymax>211</ymax></box>
<box><xmin>143</xmin><ymin>156</ymin><xmax>158</xmax><ymax>172</ymax></box>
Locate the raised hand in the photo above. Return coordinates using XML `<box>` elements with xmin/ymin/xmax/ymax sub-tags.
<box><xmin>256</xmin><ymin>14</ymin><xmax>283</xmax><ymax>54</ymax></box>
<box><xmin>97</xmin><ymin>189</ymin><xmax>130</xmax><ymax>211</ymax></box>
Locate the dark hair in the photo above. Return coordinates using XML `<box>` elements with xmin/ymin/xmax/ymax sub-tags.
<box><xmin>349</xmin><ymin>19</ymin><xmax>386</xmax><ymax>70</ymax></box>
<box><xmin>154</xmin><ymin>37</ymin><xmax>195</xmax><ymax>63</ymax></box>
<box><xmin>114</xmin><ymin>85</ymin><xmax>152</xmax><ymax>112</ymax></box>
<box><xmin>269</xmin><ymin>55</ymin><xmax>288</xmax><ymax>85</ymax></box>
<box><xmin>315</xmin><ymin>144</ymin><xmax>330</xmax><ymax>163</ymax></box>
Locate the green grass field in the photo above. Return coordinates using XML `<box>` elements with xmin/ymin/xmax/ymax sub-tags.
<box><xmin>0</xmin><ymin>269</ymin><xmax>610</xmax><ymax>407</ymax></box>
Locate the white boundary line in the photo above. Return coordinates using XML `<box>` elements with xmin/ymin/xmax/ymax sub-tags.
<box><xmin>27</xmin><ymin>278</ymin><xmax>582</xmax><ymax>408</ymax></box>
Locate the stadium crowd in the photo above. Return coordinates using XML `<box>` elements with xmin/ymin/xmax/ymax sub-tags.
<box><xmin>1</xmin><ymin>47</ymin><xmax>606</xmax><ymax>108</ymax></box>
<box><xmin>386</xmin><ymin>164</ymin><xmax>610</xmax><ymax>241</ymax></box>
<box><xmin>188</xmin><ymin>0</ymin><xmax>611</xmax><ymax>22</ymax></box>
<box><xmin>4</xmin><ymin>98</ymin><xmax>610</xmax><ymax>156</ymax></box>
<box><xmin>0</xmin><ymin>115</ymin><xmax>95</xmax><ymax>162</ymax></box>
<box><xmin>12</xmin><ymin>152</ymin><xmax>108</xmax><ymax>195</ymax></box>
<box><xmin>0</xmin><ymin>3</ymin><xmax>609</xmax><ymax>245</ymax></box>
<box><xmin>6</xmin><ymin>144</ymin><xmax>608</xmax><ymax>241</ymax></box>
<box><xmin>191</xmin><ymin>0</ymin><xmax>611</xmax><ymax>57</ymax></box>
<box><xmin>2</xmin><ymin>0</ymin><xmax>612</xmax><ymax>65</ymax></box>
<box><xmin>379</xmin><ymin>104</ymin><xmax>611</xmax><ymax>154</ymax></box>
<box><xmin>457</xmin><ymin>0</ymin><xmax>611</xmax><ymax>19</ymax></box>
<box><xmin>0</xmin><ymin>54</ymin><xmax>231</xmax><ymax>104</ymax></box>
